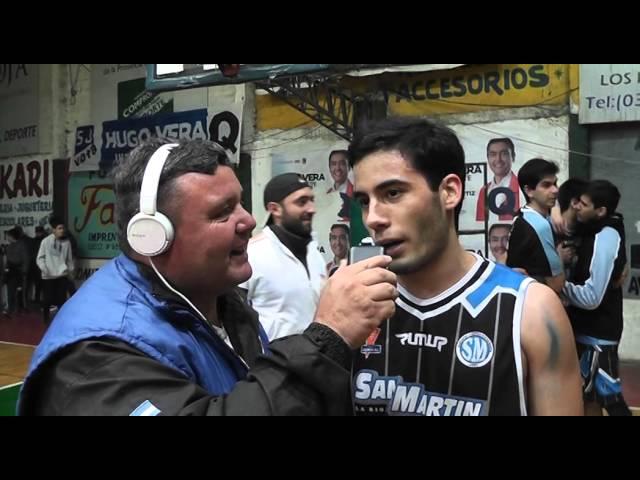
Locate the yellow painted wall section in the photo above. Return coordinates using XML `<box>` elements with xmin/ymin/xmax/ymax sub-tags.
<box><xmin>256</xmin><ymin>92</ymin><xmax>354</xmax><ymax>132</ymax></box>
<box><xmin>569</xmin><ymin>63</ymin><xmax>580</xmax><ymax>107</ymax></box>
<box><xmin>256</xmin><ymin>94</ymin><xmax>313</xmax><ymax>131</ymax></box>
<box><xmin>386</xmin><ymin>64</ymin><xmax>571</xmax><ymax>116</ymax></box>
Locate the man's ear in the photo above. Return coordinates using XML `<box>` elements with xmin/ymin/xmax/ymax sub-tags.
<box><xmin>440</xmin><ymin>174</ymin><xmax>463</xmax><ymax>211</ymax></box>
<box><xmin>595</xmin><ymin>205</ymin><xmax>607</xmax><ymax>219</ymax></box>
<box><xmin>267</xmin><ymin>201</ymin><xmax>282</xmax><ymax>219</ymax></box>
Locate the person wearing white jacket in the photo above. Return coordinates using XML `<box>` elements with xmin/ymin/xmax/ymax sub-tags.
<box><xmin>239</xmin><ymin>173</ymin><xmax>327</xmax><ymax>340</ymax></box>
<box><xmin>36</xmin><ymin>216</ymin><xmax>75</xmax><ymax>324</ymax></box>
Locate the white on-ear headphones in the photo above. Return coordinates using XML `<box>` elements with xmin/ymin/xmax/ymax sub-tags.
<box><xmin>127</xmin><ymin>143</ymin><xmax>179</xmax><ymax>257</ymax></box>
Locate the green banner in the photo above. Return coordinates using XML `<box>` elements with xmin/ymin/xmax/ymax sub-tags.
<box><xmin>349</xmin><ymin>201</ymin><xmax>368</xmax><ymax>246</ymax></box>
<box><xmin>0</xmin><ymin>384</ymin><xmax>20</xmax><ymax>416</ymax></box>
<box><xmin>117</xmin><ymin>77</ymin><xmax>173</xmax><ymax>120</ymax></box>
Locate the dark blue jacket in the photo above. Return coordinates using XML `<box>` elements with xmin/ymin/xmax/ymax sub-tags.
<box><xmin>21</xmin><ymin>254</ymin><xmax>269</xmax><ymax>403</ymax></box>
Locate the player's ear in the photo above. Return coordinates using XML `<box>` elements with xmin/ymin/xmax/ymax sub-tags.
<box><xmin>440</xmin><ymin>174</ymin><xmax>463</xmax><ymax>211</ymax></box>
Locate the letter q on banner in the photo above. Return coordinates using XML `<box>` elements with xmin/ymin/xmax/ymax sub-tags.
<box><xmin>208</xmin><ymin>103</ymin><xmax>244</xmax><ymax>165</ymax></box>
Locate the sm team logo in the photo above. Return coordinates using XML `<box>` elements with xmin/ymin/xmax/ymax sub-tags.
<box><xmin>456</xmin><ymin>332</ymin><xmax>494</xmax><ymax>368</ymax></box>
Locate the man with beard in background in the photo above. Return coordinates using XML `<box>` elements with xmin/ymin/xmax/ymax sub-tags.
<box><xmin>240</xmin><ymin>173</ymin><xmax>327</xmax><ymax>340</ymax></box>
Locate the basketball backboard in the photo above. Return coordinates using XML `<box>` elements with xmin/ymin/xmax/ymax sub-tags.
<box><xmin>146</xmin><ymin>64</ymin><xmax>330</xmax><ymax>92</ymax></box>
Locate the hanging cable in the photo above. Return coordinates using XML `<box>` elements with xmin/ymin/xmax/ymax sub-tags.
<box><xmin>67</xmin><ymin>64</ymin><xmax>91</xmax><ymax>106</ymax></box>
<box><xmin>243</xmin><ymin>126</ymin><xmax>324</xmax><ymax>153</ymax></box>
<box><xmin>468</xmin><ymin>123</ymin><xmax>640</xmax><ymax>166</ymax></box>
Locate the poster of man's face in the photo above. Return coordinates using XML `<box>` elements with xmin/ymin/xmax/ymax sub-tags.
<box><xmin>469</xmin><ymin>137</ymin><xmax>523</xmax><ymax>227</ymax></box>
<box><xmin>329</xmin><ymin>151</ymin><xmax>349</xmax><ymax>187</ymax></box>
<box><xmin>487</xmin><ymin>138</ymin><xmax>515</xmax><ymax>179</ymax></box>
<box><xmin>329</xmin><ymin>224</ymin><xmax>350</xmax><ymax>260</ymax></box>
<box><xmin>489</xmin><ymin>223</ymin><xmax>510</xmax><ymax>264</ymax></box>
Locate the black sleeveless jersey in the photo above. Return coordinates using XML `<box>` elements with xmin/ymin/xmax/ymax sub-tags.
<box><xmin>353</xmin><ymin>255</ymin><xmax>533</xmax><ymax>416</ymax></box>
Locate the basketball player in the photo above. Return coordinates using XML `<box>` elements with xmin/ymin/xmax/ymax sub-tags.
<box><xmin>349</xmin><ymin>117</ymin><xmax>583</xmax><ymax>416</ymax></box>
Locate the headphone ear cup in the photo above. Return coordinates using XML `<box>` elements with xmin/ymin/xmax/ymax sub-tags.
<box><xmin>127</xmin><ymin>211</ymin><xmax>175</xmax><ymax>257</ymax></box>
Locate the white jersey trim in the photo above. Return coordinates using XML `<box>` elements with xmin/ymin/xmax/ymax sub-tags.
<box><xmin>398</xmin><ymin>253</ymin><xmax>485</xmax><ymax>307</ymax></box>
<box><xmin>513</xmin><ymin>277</ymin><xmax>534</xmax><ymax>416</ymax></box>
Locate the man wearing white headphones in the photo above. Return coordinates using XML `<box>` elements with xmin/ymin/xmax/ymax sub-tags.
<box><xmin>18</xmin><ymin>138</ymin><xmax>397</xmax><ymax>416</ymax></box>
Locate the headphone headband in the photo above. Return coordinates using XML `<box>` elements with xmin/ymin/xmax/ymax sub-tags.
<box><xmin>139</xmin><ymin>143</ymin><xmax>179</xmax><ymax>215</ymax></box>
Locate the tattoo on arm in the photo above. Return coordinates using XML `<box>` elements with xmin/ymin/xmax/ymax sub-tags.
<box><xmin>544</xmin><ymin>310</ymin><xmax>561</xmax><ymax>370</ymax></box>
